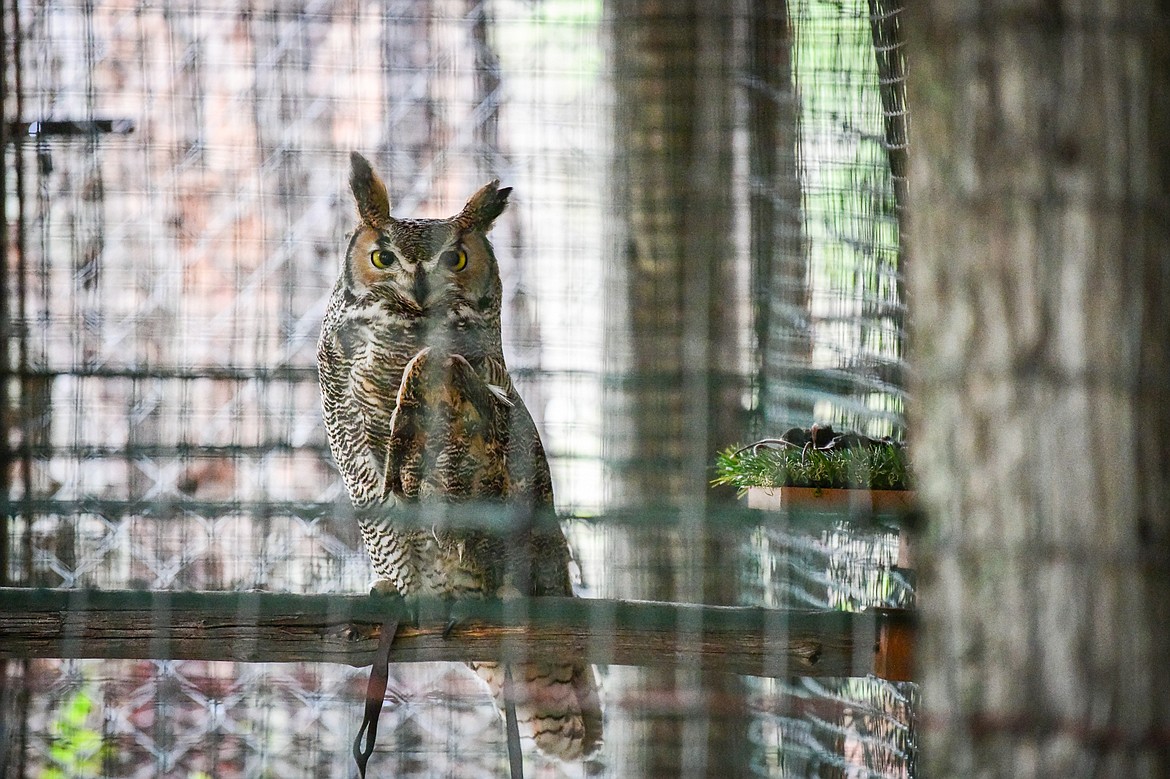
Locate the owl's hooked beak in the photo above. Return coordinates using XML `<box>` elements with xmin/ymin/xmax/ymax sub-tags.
<box><xmin>412</xmin><ymin>269</ymin><xmax>430</xmax><ymax>309</ymax></box>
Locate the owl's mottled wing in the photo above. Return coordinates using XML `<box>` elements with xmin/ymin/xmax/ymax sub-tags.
<box><xmin>487</xmin><ymin>355</ymin><xmax>575</xmax><ymax>598</ymax></box>
<box><xmin>386</xmin><ymin>349</ymin><xmax>599</xmax><ymax>757</ymax></box>
<box><xmin>384</xmin><ymin>349</ymin><xmax>572</xmax><ymax>596</ymax></box>
<box><xmin>482</xmin><ymin>356</ymin><xmax>556</xmax><ymax>510</ymax></box>
<box><xmin>386</xmin><ymin>347</ymin><xmax>510</xmax><ymax>503</ymax></box>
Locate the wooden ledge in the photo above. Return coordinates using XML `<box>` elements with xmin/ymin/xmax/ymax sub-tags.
<box><xmin>0</xmin><ymin>588</ymin><xmax>915</xmax><ymax>681</ymax></box>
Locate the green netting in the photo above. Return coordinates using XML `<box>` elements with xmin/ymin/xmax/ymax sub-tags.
<box><xmin>2</xmin><ymin>1</ymin><xmax>912</xmax><ymax>776</ymax></box>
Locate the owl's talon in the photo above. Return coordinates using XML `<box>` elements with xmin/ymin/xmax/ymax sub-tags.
<box><xmin>496</xmin><ymin>584</ymin><xmax>524</xmax><ymax>601</ymax></box>
<box><xmin>439</xmin><ymin>587</ymin><xmax>521</xmax><ymax>641</ymax></box>
<box><xmin>366</xmin><ymin>583</ymin><xmax>419</xmax><ymax>626</ymax></box>
<box><xmin>441</xmin><ymin>599</ymin><xmax>480</xmax><ymax>640</ymax></box>
<box><xmin>368</xmin><ymin>578</ymin><xmax>400</xmax><ymax>597</ymax></box>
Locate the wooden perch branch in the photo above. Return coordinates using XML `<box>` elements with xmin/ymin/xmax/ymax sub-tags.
<box><xmin>0</xmin><ymin>588</ymin><xmax>915</xmax><ymax>681</ymax></box>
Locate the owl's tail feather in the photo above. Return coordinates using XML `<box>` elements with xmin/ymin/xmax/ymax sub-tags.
<box><xmin>470</xmin><ymin>660</ymin><xmax>603</xmax><ymax>761</ymax></box>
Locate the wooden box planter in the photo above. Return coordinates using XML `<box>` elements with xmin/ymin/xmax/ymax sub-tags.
<box><xmin>745</xmin><ymin>485</ymin><xmax>915</xmax><ymax>514</ymax></box>
<box><xmin>748</xmin><ymin>481</ymin><xmax>912</xmax><ymax>568</ymax></box>
<box><xmin>745</xmin><ymin>485</ymin><xmax>917</xmax><ymax>570</ymax></box>
<box><xmin>742</xmin><ymin>483</ymin><xmax>918</xmax><ymax>682</ymax></box>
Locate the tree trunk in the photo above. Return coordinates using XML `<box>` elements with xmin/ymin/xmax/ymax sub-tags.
<box><xmin>906</xmin><ymin>4</ymin><xmax>1170</xmax><ymax>777</ymax></box>
<box><xmin>604</xmin><ymin>2</ymin><xmax>748</xmax><ymax>776</ymax></box>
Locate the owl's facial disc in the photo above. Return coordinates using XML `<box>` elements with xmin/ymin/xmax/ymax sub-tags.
<box><xmin>348</xmin><ymin>227</ymin><xmax>403</xmax><ymax>294</ymax></box>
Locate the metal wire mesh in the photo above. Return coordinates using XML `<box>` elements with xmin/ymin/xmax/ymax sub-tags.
<box><xmin>2</xmin><ymin>0</ymin><xmax>913</xmax><ymax>776</ymax></box>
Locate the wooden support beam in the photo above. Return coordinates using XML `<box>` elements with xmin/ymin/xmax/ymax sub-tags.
<box><xmin>3</xmin><ymin>499</ymin><xmax>917</xmax><ymax>533</ymax></box>
<box><xmin>0</xmin><ymin>588</ymin><xmax>915</xmax><ymax>681</ymax></box>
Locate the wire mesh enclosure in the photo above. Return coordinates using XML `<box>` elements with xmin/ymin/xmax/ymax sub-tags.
<box><xmin>2</xmin><ymin>1</ymin><xmax>912</xmax><ymax>776</ymax></box>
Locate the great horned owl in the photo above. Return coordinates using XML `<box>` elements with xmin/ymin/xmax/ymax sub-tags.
<box><xmin>317</xmin><ymin>152</ymin><xmax>602</xmax><ymax>761</ymax></box>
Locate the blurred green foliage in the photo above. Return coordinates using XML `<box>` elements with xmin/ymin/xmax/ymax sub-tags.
<box><xmin>44</xmin><ymin>686</ymin><xmax>107</xmax><ymax>779</ymax></box>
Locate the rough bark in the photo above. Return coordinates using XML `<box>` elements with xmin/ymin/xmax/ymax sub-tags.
<box><xmin>604</xmin><ymin>3</ymin><xmax>747</xmax><ymax>775</ymax></box>
<box><xmin>906</xmin><ymin>4</ymin><xmax>1170</xmax><ymax>777</ymax></box>
<box><xmin>605</xmin><ymin>5</ymin><xmax>742</xmax><ymax>510</ymax></box>
<box><xmin>0</xmin><ymin>589</ymin><xmax>915</xmax><ymax>680</ymax></box>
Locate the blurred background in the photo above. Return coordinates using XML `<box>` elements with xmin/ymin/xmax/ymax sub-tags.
<box><xmin>1</xmin><ymin>0</ymin><xmax>911</xmax><ymax>776</ymax></box>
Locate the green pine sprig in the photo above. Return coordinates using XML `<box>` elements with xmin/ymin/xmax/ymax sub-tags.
<box><xmin>712</xmin><ymin>441</ymin><xmax>911</xmax><ymax>494</ymax></box>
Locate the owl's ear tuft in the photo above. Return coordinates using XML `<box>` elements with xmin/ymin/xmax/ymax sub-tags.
<box><xmin>457</xmin><ymin>180</ymin><xmax>511</xmax><ymax>231</ymax></box>
<box><xmin>349</xmin><ymin>152</ymin><xmax>392</xmax><ymax>228</ymax></box>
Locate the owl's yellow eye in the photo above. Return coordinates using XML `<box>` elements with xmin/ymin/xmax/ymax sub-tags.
<box><xmin>440</xmin><ymin>247</ymin><xmax>468</xmax><ymax>272</ymax></box>
<box><xmin>369</xmin><ymin>249</ymin><xmax>391</xmax><ymax>269</ymax></box>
